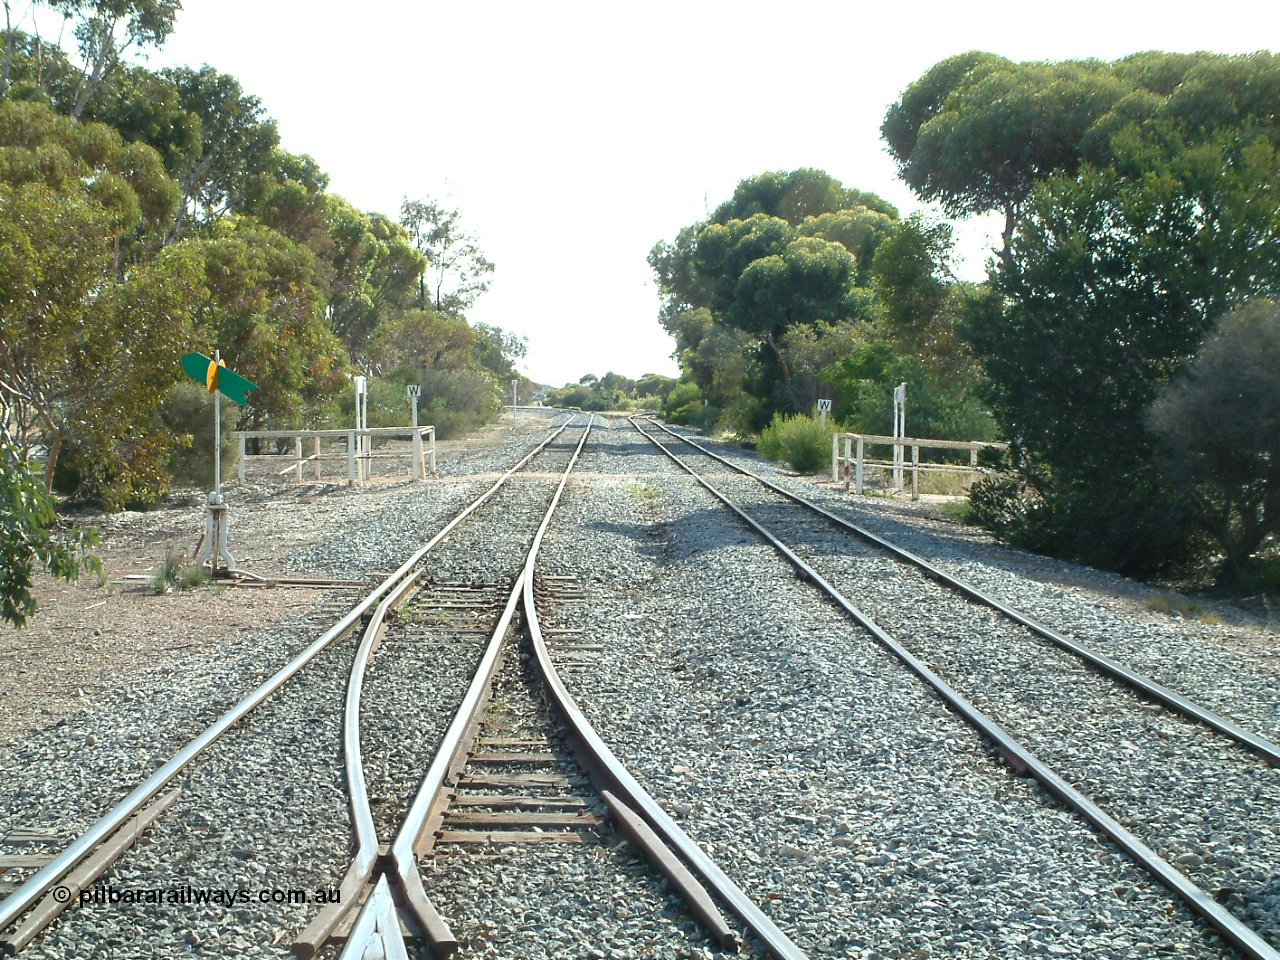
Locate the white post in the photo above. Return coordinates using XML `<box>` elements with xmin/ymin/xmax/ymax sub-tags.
<box><xmin>314</xmin><ymin>436</ymin><xmax>322</xmax><ymax>481</ymax></box>
<box><xmin>238</xmin><ymin>434</ymin><xmax>246</xmax><ymax>482</ymax></box>
<box><xmin>294</xmin><ymin>436</ymin><xmax>303</xmax><ymax>483</ymax></box>
<box><xmin>832</xmin><ymin>432</ymin><xmax>840</xmax><ymax>482</ymax></box>
<box><xmin>408</xmin><ymin>384</ymin><xmax>423</xmax><ymax>481</ymax></box>
<box><xmin>428</xmin><ymin>427</ymin><xmax>436</xmax><ymax>475</ymax></box>
<box><xmin>353</xmin><ymin>375</ymin><xmax>367</xmax><ymax>483</ymax></box>
<box><xmin>855</xmin><ymin>436</ymin><xmax>864</xmax><ymax>495</ymax></box>
<box><xmin>361</xmin><ymin>388</ymin><xmax>370</xmax><ymax>479</ymax></box>
<box><xmin>347</xmin><ymin>430</ymin><xmax>356</xmax><ymax>484</ymax></box>
<box><xmin>511</xmin><ymin>378</ymin><xmax>518</xmax><ymax>409</ymax></box>
<box><xmin>911</xmin><ymin>445</ymin><xmax>920</xmax><ymax>501</ymax></box>
<box><xmin>893</xmin><ymin>382</ymin><xmax>906</xmax><ymax>492</ymax></box>
<box><xmin>213</xmin><ymin>350</ymin><xmax>222</xmax><ymax>498</ymax></box>
<box><xmin>196</xmin><ymin>350</ymin><xmax>235</xmax><ymax>574</ymax></box>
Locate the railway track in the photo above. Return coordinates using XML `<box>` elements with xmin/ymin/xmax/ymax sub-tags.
<box><xmin>300</xmin><ymin>415</ymin><xmax>807</xmax><ymax>959</ymax></box>
<box><xmin>3</xmin><ymin>410</ymin><xmax>1277</xmax><ymax>957</ymax></box>
<box><xmin>629</xmin><ymin>416</ymin><xmax>1280</xmax><ymax>959</ymax></box>
<box><xmin>0</xmin><ymin>415</ymin><xmax>808</xmax><ymax>959</ymax></box>
<box><xmin>0</xmin><ymin>416</ymin><xmax>588</xmax><ymax>956</ymax></box>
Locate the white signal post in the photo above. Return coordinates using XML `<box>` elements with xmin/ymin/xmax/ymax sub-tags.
<box><xmin>408</xmin><ymin>384</ymin><xmax>425</xmax><ymax>480</ymax></box>
<box><xmin>213</xmin><ymin>350</ymin><xmax>222</xmax><ymax>496</ymax></box>
<box><xmin>892</xmin><ymin>382</ymin><xmax>907</xmax><ymax>492</ymax></box>
<box><xmin>353</xmin><ymin>375</ymin><xmax>367</xmax><ymax>481</ymax></box>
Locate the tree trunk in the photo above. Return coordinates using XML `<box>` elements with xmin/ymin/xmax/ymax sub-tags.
<box><xmin>69</xmin><ymin>18</ymin><xmax>118</xmax><ymax>119</ymax></box>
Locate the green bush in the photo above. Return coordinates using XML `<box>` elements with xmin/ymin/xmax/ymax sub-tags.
<box><xmin>1147</xmin><ymin>301</ymin><xmax>1280</xmax><ymax>585</ymax></box>
<box><xmin>1</xmin><ymin>442</ymin><xmax>100</xmax><ymax>626</ymax></box>
<box><xmin>662</xmin><ymin>380</ymin><xmax>704</xmax><ymax>425</ymax></box>
<box><xmin>157</xmin><ymin>382</ymin><xmax>239</xmax><ymax>489</ymax></box>
<box><xmin>757</xmin><ymin>413</ymin><xmax>835</xmax><ymax>474</ymax></box>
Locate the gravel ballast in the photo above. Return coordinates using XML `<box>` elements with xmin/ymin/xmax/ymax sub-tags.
<box><xmin>534</xmin><ymin>417</ymin><xmax>1273</xmax><ymax>958</ymax></box>
<box><xmin>0</xmin><ymin>411</ymin><xmax>572</xmax><ymax>957</ymax></box>
<box><xmin>2</xmin><ymin>410</ymin><xmax>1277</xmax><ymax>958</ymax></box>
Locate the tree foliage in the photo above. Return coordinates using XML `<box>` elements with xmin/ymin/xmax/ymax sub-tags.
<box><xmin>34</xmin><ymin>0</ymin><xmax>180</xmax><ymax>118</ymax></box>
<box><xmin>885</xmin><ymin>50</ymin><xmax>1280</xmax><ymax>577</ymax></box>
<box><xmin>399</xmin><ymin>197</ymin><xmax>495</xmax><ymax>315</ymax></box>
<box><xmin>0</xmin><ymin>12</ymin><xmax>525</xmax><ymax>629</ymax></box>
<box><xmin>161</xmin><ymin>65</ymin><xmax>279</xmax><ymax>241</ymax></box>
<box><xmin>0</xmin><ymin>441</ymin><xmax>99</xmax><ymax>627</ymax></box>
<box><xmin>651</xmin><ymin>169</ymin><xmax>992</xmax><ymax>438</ymax></box>
<box><xmin>0</xmin><ymin>100</ymin><xmax>200</xmax><ymax>504</ymax></box>
<box><xmin>650</xmin><ymin>171</ymin><xmax>902</xmax><ymax>429</ymax></box>
<box><xmin>1147</xmin><ymin>301</ymin><xmax>1280</xmax><ymax>583</ymax></box>
<box><xmin>188</xmin><ymin>217</ymin><xmax>348</xmax><ymax>429</ymax></box>
<box><xmin>883</xmin><ymin>50</ymin><xmax>1280</xmax><ymax>254</ymax></box>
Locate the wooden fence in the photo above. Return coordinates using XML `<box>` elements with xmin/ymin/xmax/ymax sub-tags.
<box><xmin>832</xmin><ymin>432</ymin><xmax>1007</xmax><ymax>500</ymax></box>
<box><xmin>234</xmin><ymin>426</ymin><xmax>436</xmax><ymax>484</ymax></box>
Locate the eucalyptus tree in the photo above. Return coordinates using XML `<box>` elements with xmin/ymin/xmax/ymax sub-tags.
<box><xmin>970</xmin><ymin>132</ymin><xmax>1280</xmax><ymax>574</ymax></box>
<box><xmin>887</xmin><ymin>50</ymin><xmax>1280</xmax><ymax>575</ymax></box>
<box><xmin>399</xmin><ymin>197</ymin><xmax>494</xmax><ymax>315</ymax></box>
<box><xmin>1</xmin><ymin>0</ymin><xmax>181</xmax><ymax>116</ymax></box>
<box><xmin>650</xmin><ymin>172</ymin><xmax>900</xmax><ymax>427</ymax></box>
<box><xmin>0</xmin><ymin>100</ymin><xmax>201</xmax><ymax>502</ymax></box>
<box><xmin>161</xmin><ymin>65</ymin><xmax>279</xmax><ymax>242</ymax></box>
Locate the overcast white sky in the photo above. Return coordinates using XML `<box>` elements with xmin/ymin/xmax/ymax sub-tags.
<box><xmin>125</xmin><ymin>2</ymin><xmax>1275</xmax><ymax>385</ymax></box>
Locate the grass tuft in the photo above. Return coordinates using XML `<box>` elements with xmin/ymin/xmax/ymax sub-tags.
<box><xmin>1147</xmin><ymin>592</ymin><xmax>1223</xmax><ymax>624</ymax></box>
<box><xmin>149</xmin><ymin>549</ymin><xmax>209</xmax><ymax>594</ymax></box>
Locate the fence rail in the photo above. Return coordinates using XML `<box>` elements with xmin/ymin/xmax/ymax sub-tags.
<box><xmin>234</xmin><ymin>427</ymin><xmax>436</xmax><ymax>484</ymax></box>
<box><xmin>832</xmin><ymin>432</ymin><xmax>1007</xmax><ymax>500</ymax></box>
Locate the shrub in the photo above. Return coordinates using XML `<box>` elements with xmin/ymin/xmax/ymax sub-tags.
<box><xmin>662</xmin><ymin>380</ymin><xmax>704</xmax><ymax>425</ymax></box>
<box><xmin>1147</xmin><ymin>300</ymin><xmax>1280</xmax><ymax>585</ymax></box>
<box><xmin>157</xmin><ymin>382</ymin><xmax>239</xmax><ymax>489</ymax></box>
<box><xmin>1</xmin><ymin>442</ymin><xmax>100</xmax><ymax>626</ymax></box>
<box><xmin>757</xmin><ymin>413</ymin><xmax>835</xmax><ymax>474</ymax></box>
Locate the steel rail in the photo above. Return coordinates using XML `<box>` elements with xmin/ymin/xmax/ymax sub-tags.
<box><xmin>633</xmin><ymin>418</ymin><xmax>1280</xmax><ymax>960</ymax></box>
<box><xmin>297</xmin><ymin>418</ymin><xmax>585</xmax><ymax>957</ymax></box>
<box><xmin>332</xmin><ymin>421</ymin><xmax>595</xmax><ymax>959</ymax></box>
<box><xmin>0</xmin><ymin>416</ymin><xmax>577</xmax><ymax>944</ymax></box>
<box><xmin>521</xmin><ymin>425</ymin><xmax>808</xmax><ymax>960</ymax></box>
<box><xmin>643</xmin><ymin>418</ymin><xmax>1280</xmax><ymax>767</ymax></box>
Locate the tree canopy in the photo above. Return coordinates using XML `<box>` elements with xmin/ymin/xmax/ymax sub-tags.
<box><xmin>887</xmin><ymin>50</ymin><xmax>1280</xmax><ymax>578</ymax></box>
<box><xmin>883</xmin><ymin>50</ymin><xmax>1280</xmax><ymax>254</ymax></box>
<box><xmin>0</xmin><ymin>18</ymin><xmax>512</xmax><ymax>509</ymax></box>
<box><xmin>649</xmin><ymin>168</ymin><xmax>990</xmax><ymax>436</ymax></box>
